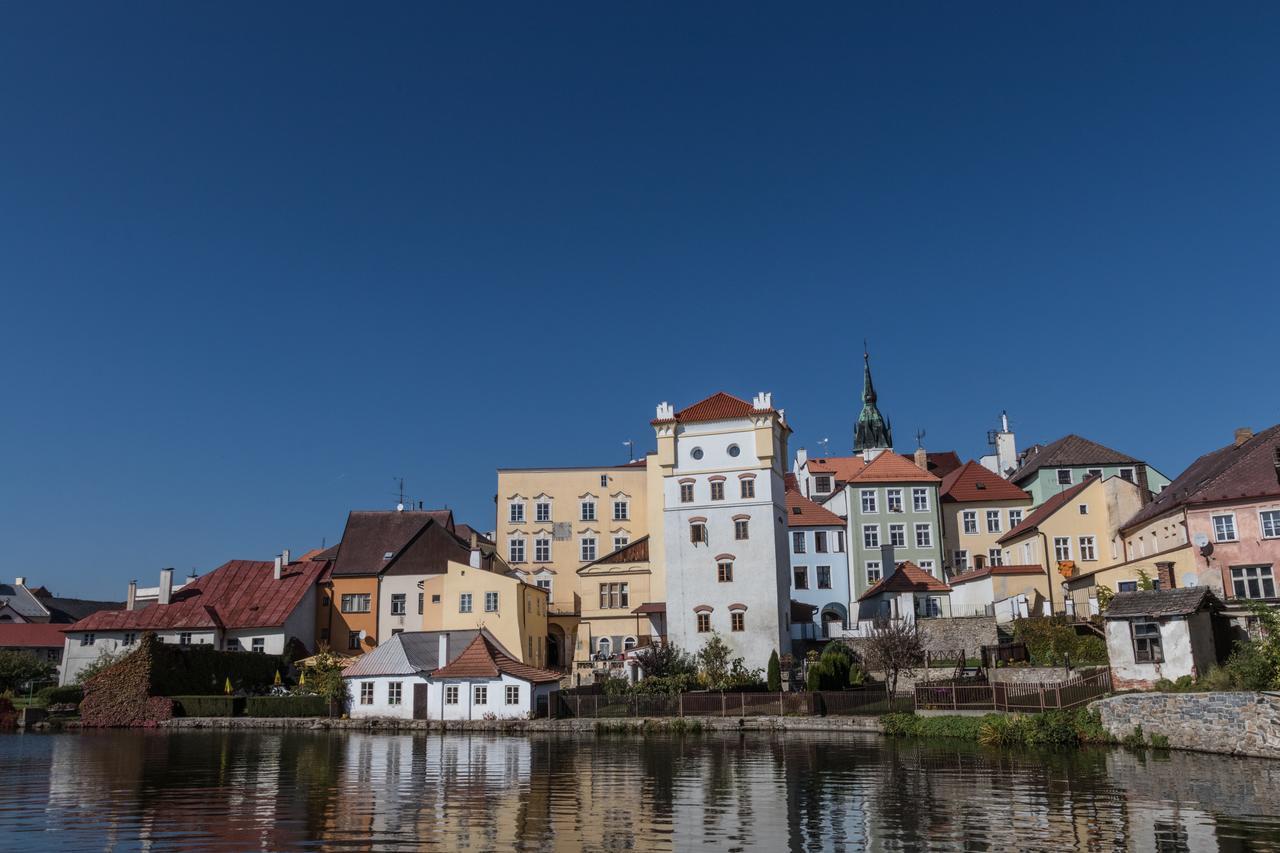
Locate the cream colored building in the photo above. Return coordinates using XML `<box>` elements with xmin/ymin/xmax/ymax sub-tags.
<box><xmin>996</xmin><ymin>475</ymin><xmax>1144</xmax><ymax>615</ymax></box>
<box><xmin>421</xmin><ymin>560</ymin><xmax>549</xmax><ymax>667</ymax></box>
<box><xmin>495</xmin><ymin>460</ymin><xmax>662</xmax><ymax>667</ymax></box>
<box><xmin>939</xmin><ymin>460</ymin><xmax>1034</xmax><ymax>578</ymax></box>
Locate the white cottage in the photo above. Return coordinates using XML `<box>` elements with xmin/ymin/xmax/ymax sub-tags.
<box><xmin>1103</xmin><ymin>587</ymin><xmax>1223</xmax><ymax>690</ymax></box>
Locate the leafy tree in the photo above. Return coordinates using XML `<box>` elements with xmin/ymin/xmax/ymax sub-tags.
<box><xmin>696</xmin><ymin>633</ymin><xmax>735</xmax><ymax>689</ymax></box>
<box><xmin>1095</xmin><ymin>585</ymin><xmax>1115</xmax><ymax>611</ymax></box>
<box><xmin>75</xmin><ymin>647</ymin><xmax>127</xmax><ymax>685</ymax></box>
<box><xmin>634</xmin><ymin>641</ymin><xmax>697</xmax><ymax>680</ymax></box>
<box><xmin>863</xmin><ymin>617</ymin><xmax>925</xmax><ymax>696</ymax></box>
<box><xmin>1136</xmin><ymin>569</ymin><xmax>1155</xmax><ymax>591</ymax></box>
<box><xmin>295</xmin><ymin>650</ymin><xmax>349</xmax><ymax>715</ymax></box>
<box><xmin>0</xmin><ymin>650</ymin><xmax>56</xmax><ymax>692</ymax></box>
<box><xmin>805</xmin><ymin>643</ymin><xmax>863</xmax><ymax>691</ymax></box>
<box><xmin>767</xmin><ymin>650</ymin><xmax>782</xmax><ymax>692</ymax></box>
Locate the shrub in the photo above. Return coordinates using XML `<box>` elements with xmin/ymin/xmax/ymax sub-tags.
<box><xmin>75</xmin><ymin>648</ymin><xmax>127</xmax><ymax>685</ymax></box>
<box><xmin>767</xmin><ymin>650</ymin><xmax>782</xmax><ymax>692</ymax></box>
<box><xmin>0</xmin><ymin>650</ymin><xmax>57</xmax><ymax>692</ymax></box>
<box><xmin>883</xmin><ymin>709</ymin><xmax>1114</xmax><ymax>746</ymax></box>
<box><xmin>173</xmin><ymin>695</ymin><xmax>244</xmax><ymax>717</ymax></box>
<box><xmin>1121</xmin><ymin>725</ymin><xmax>1147</xmax><ymax>749</ymax></box>
<box><xmin>1011</xmin><ymin>617</ymin><xmax>1108</xmax><ymax>666</ymax></box>
<box><xmin>1223</xmin><ymin>643</ymin><xmax>1276</xmax><ymax>690</ymax></box>
<box><xmin>246</xmin><ymin>695</ymin><xmax>327</xmax><ymax>717</ymax></box>
<box><xmin>1149</xmin><ymin>733</ymin><xmax>1170</xmax><ymax>749</ymax></box>
<box><xmin>634</xmin><ymin>642</ymin><xmax>698</xmax><ymax>680</ymax></box>
<box><xmin>37</xmin><ymin>685</ymin><xmax>84</xmax><ymax>706</ymax></box>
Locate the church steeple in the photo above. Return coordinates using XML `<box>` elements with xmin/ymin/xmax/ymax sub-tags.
<box><xmin>854</xmin><ymin>346</ymin><xmax>893</xmax><ymax>452</ymax></box>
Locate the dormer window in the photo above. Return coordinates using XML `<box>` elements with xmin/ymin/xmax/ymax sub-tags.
<box><xmin>814</xmin><ymin>475</ymin><xmax>832</xmax><ymax>494</ymax></box>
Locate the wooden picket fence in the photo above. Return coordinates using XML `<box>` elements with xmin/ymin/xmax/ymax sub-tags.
<box><xmin>913</xmin><ymin>669</ymin><xmax>1112</xmax><ymax>713</ymax></box>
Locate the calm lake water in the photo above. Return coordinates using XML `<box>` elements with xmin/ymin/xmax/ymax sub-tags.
<box><xmin>1</xmin><ymin>729</ymin><xmax>1278</xmax><ymax>851</ymax></box>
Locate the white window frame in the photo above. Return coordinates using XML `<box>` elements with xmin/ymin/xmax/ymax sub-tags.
<box><xmin>388</xmin><ymin>682</ymin><xmax>402</xmax><ymax>705</ymax></box>
<box><xmin>986</xmin><ymin>510</ymin><xmax>1001</xmax><ymax>533</ymax></box>
<box><xmin>251</xmin><ymin>637</ymin><xmax>265</xmax><ymax>653</ymax></box>
<box><xmin>534</xmin><ymin>538</ymin><xmax>551</xmax><ymax>562</ymax></box>
<box><xmin>918</xmin><ymin>559</ymin><xmax>936</xmax><ymax>576</ymax></box>
<box><xmin>484</xmin><ymin>591</ymin><xmax>499</xmax><ymax>612</ymax></box>
<box><xmin>1212</xmin><ymin>513</ymin><xmax>1238</xmax><ymax>543</ymax></box>
<box><xmin>988</xmin><ymin>548</ymin><xmax>1002</xmax><ymax>566</ymax></box>
<box><xmin>1054</xmin><ymin>537</ymin><xmax>1072</xmax><ymax>562</ymax></box>
<box><xmin>860</xmin><ymin>489</ymin><xmax>878</xmax><ymax>514</ymax></box>
<box><xmin>954</xmin><ymin>550</ymin><xmax>968</xmax><ymax>572</ymax></box>
<box><xmin>505</xmin><ymin>685</ymin><xmax>520</xmax><ymax>705</ymax></box>
<box><xmin>889</xmin><ymin>524</ymin><xmax>906</xmax><ymax>547</ymax></box>
<box><xmin>580</xmin><ymin>537</ymin><xmax>597</xmax><ymax>562</ymax></box>
<box><xmin>1009</xmin><ymin>509</ymin><xmax>1024</xmax><ymax>529</ymax></box>
<box><xmin>445</xmin><ymin>685</ymin><xmax>460</xmax><ymax>705</ymax></box>
<box><xmin>474</xmin><ymin>685</ymin><xmax>488</xmax><ymax>705</ymax></box>
<box><xmin>459</xmin><ymin>592</ymin><xmax>473</xmax><ymax>613</ymax></box>
<box><xmin>886</xmin><ymin>488</ymin><xmax>904</xmax><ymax>512</ymax></box>
<box><xmin>862</xmin><ymin>524</ymin><xmax>880</xmax><ymax>549</ymax></box>
<box><xmin>360</xmin><ymin>682</ymin><xmax>374</xmax><ymax>705</ymax></box>
<box><xmin>509</xmin><ymin>501</ymin><xmax>525</xmax><ymax>523</ymax></box>
<box><xmin>1079</xmin><ymin>536</ymin><xmax>1097</xmax><ymax>561</ymax></box>
<box><xmin>912</xmin><ymin>488</ymin><xmax>930</xmax><ymax>512</ymax></box>
<box><xmin>914</xmin><ymin>523</ymin><xmax>933</xmax><ymax>548</ymax></box>
<box><xmin>508</xmin><ymin>538</ymin><xmax>525</xmax><ymax>563</ymax></box>
<box><xmin>390</xmin><ymin>593</ymin><xmax>406</xmax><ymax>616</ymax></box>
<box><xmin>1261</xmin><ymin>510</ymin><xmax>1280</xmax><ymax>540</ymax></box>
<box><xmin>613</xmin><ymin>500</ymin><xmax>629</xmax><ymax>521</ymax></box>
<box><xmin>580</xmin><ymin>500</ymin><xmax>596</xmax><ymax>522</ymax></box>
<box><xmin>865</xmin><ymin>561</ymin><xmax>882</xmax><ymax>584</ymax></box>
<box><xmin>614</xmin><ymin>534</ymin><xmax>629</xmax><ymax>551</ymax></box>
<box><xmin>535</xmin><ymin>501</ymin><xmax>552</xmax><ymax>523</ymax></box>
<box><xmin>962</xmin><ymin>511</ymin><xmax>978</xmax><ymax>535</ymax></box>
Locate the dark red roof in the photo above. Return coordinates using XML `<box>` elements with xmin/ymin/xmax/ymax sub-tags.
<box><xmin>431</xmin><ymin>632</ymin><xmax>562</xmax><ymax>683</ymax></box>
<box><xmin>631</xmin><ymin>602</ymin><xmax>666</xmax><ymax>615</ymax></box>
<box><xmin>998</xmin><ymin>476</ymin><xmax>1097</xmax><ymax>543</ymax></box>
<box><xmin>940</xmin><ymin>460</ymin><xmax>1032</xmax><ymax>503</ymax></box>
<box><xmin>805</xmin><ymin>456</ymin><xmax>869</xmax><ymax>482</ymax></box>
<box><xmin>0</xmin><ymin>622</ymin><xmax>67</xmax><ymax>648</ymax></box>
<box><xmin>790</xmin><ymin>600</ymin><xmax>819</xmax><ymax>621</ymax></box>
<box><xmin>785</xmin><ymin>490</ymin><xmax>846</xmax><ymax>527</ymax></box>
<box><xmin>1010</xmin><ymin>435</ymin><xmax>1142</xmax><ymax>484</ymax></box>
<box><xmin>652</xmin><ymin>392</ymin><xmax>767</xmax><ymax>425</ymax></box>
<box><xmin>947</xmin><ymin>564</ymin><xmax>1045</xmax><ymax>585</ymax></box>
<box><xmin>331</xmin><ymin>511</ymin><xmax>461</xmax><ymax>577</ymax></box>
<box><xmin>65</xmin><ymin>559</ymin><xmax>328</xmax><ymax>633</ymax></box>
<box><xmin>858</xmin><ymin>561</ymin><xmax>951</xmax><ymax>601</ymax></box>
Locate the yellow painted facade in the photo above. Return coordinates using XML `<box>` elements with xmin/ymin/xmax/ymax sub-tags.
<box><xmin>420</xmin><ymin>560</ymin><xmax>550</xmax><ymax>666</ymax></box>
<box><xmin>1064</xmin><ymin>544</ymin><xmax>1199</xmax><ymax>615</ymax></box>
<box><xmin>941</xmin><ymin>497</ymin><xmax>1032</xmax><ymax>575</ymax></box>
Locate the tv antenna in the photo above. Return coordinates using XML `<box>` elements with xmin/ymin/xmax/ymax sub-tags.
<box><xmin>623</xmin><ymin>440</ymin><xmax>635</xmax><ymax>462</ymax></box>
<box><xmin>915</xmin><ymin>429</ymin><xmax>926</xmax><ymax>449</ymax></box>
<box><xmin>393</xmin><ymin>477</ymin><xmax>406</xmax><ymax>510</ymax></box>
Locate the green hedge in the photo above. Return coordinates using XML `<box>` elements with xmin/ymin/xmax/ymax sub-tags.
<box><xmin>172</xmin><ymin>695</ymin><xmax>245</xmax><ymax>717</ymax></box>
<box><xmin>37</xmin><ymin>685</ymin><xmax>84</xmax><ymax>706</ymax></box>
<box><xmin>245</xmin><ymin>695</ymin><xmax>328</xmax><ymax>718</ymax></box>
<box><xmin>151</xmin><ymin>643</ymin><xmax>286</xmax><ymax>696</ymax></box>
<box><xmin>1011</xmin><ymin>617</ymin><xmax>1108</xmax><ymax>665</ymax></box>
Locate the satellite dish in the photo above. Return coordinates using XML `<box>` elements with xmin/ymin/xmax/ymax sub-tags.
<box><xmin>1192</xmin><ymin>533</ymin><xmax>1209</xmax><ymax>548</ymax></box>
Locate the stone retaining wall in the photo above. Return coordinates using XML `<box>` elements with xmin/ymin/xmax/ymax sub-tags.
<box><xmin>989</xmin><ymin>665</ymin><xmax>1106</xmax><ymax>685</ymax></box>
<box><xmin>1091</xmin><ymin>692</ymin><xmax>1280</xmax><ymax>759</ymax></box>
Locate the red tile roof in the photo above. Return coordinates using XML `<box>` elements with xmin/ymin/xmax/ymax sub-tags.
<box><xmin>947</xmin><ymin>564</ymin><xmax>1045</xmax><ymax>585</ymax></box>
<box><xmin>430</xmin><ymin>632</ymin><xmax>562</xmax><ymax>683</ymax></box>
<box><xmin>858</xmin><ymin>561</ymin><xmax>951</xmax><ymax>601</ymax></box>
<box><xmin>997</xmin><ymin>476</ymin><xmax>1097</xmax><ymax>544</ymax></box>
<box><xmin>921</xmin><ymin>451</ymin><xmax>964</xmax><ymax>479</ymax></box>
<box><xmin>785</xmin><ymin>490</ymin><xmax>846</xmax><ymax>527</ymax></box>
<box><xmin>651</xmin><ymin>392</ymin><xmax>776</xmax><ymax>425</ymax></box>
<box><xmin>805</xmin><ymin>456</ymin><xmax>869</xmax><ymax>482</ymax></box>
<box><xmin>65</xmin><ymin>559</ymin><xmax>329</xmax><ymax>633</ymax></box>
<box><xmin>631</xmin><ymin>602</ymin><xmax>666</xmax><ymax>615</ymax></box>
<box><xmin>940</xmin><ymin>460</ymin><xmax>1032</xmax><ymax>503</ymax></box>
<box><xmin>848</xmin><ymin>453</ymin><xmax>940</xmax><ymax>484</ymax></box>
<box><xmin>0</xmin><ymin>622</ymin><xmax>68</xmax><ymax>648</ymax></box>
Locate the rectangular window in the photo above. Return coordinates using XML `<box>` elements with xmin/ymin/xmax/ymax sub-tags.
<box><xmin>886</xmin><ymin>489</ymin><xmax>903</xmax><ymax>512</ymax></box>
<box><xmin>889</xmin><ymin>524</ymin><xmax>905</xmax><ymax>547</ymax></box>
<box><xmin>223</xmin><ymin>637</ymin><xmax>240</xmax><ymax>651</ymax></box>
<box><xmin>1057</xmin><ymin>469</ymin><xmax>1072</xmax><ymax>485</ymax></box>
<box><xmin>431</xmin><ymin>594</ymin><xmax>441</xmax><ymax>604</ymax></box>
<box><xmin>474</xmin><ymin>685</ymin><xmax>488</xmax><ymax>705</ymax></box>
<box><xmin>388</xmin><ymin>682</ymin><xmax>402</xmax><ymax>705</ymax></box>
<box><xmin>535</xmin><ymin>538</ymin><xmax>551</xmax><ymax>562</ymax></box>
<box><xmin>580</xmin><ymin>537</ymin><xmax>597</xmax><ymax>562</ymax></box>
<box><xmin>1213</xmin><ymin>514</ymin><xmax>1238</xmax><ymax>542</ymax></box>
<box><xmin>613</xmin><ymin>535</ymin><xmax>629</xmax><ymax>551</ymax></box>
<box><xmin>536</xmin><ymin>577</ymin><xmax>552</xmax><ymax>597</ymax></box>
<box><xmin>509</xmin><ymin>502</ymin><xmax>525</xmax><ymax>523</ymax></box>
<box><xmin>390</xmin><ymin>593</ymin><xmax>406</xmax><ymax>615</ymax></box>
<box><xmin>986</xmin><ymin>510</ymin><xmax>1001</xmax><ymax>533</ymax></box>
<box><xmin>1078</xmin><ymin>503</ymin><xmax>1089</xmax><ymax>515</ymax></box>
<box><xmin>792</xmin><ymin>531</ymin><xmax>806</xmax><ymax>553</ymax></box>
<box><xmin>814</xmin><ymin>531</ymin><xmax>828</xmax><ymax>553</ymax></box>
<box><xmin>815</xmin><ymin>475</ymin><xmax>832</xmax><ymax>493</ymax></box>
<box><xmin>710</xmin><ymin>481</ymin><xmax>725</xmax><ymax>501</ymax></box>
<box><xmin>613</xmin><ymin>500</ymin><xmax>629</xmax><ymax>521</ymax></box>
<box><xmin>348</xmin><ymin>631</ymin><xmax>361</xmax><ymax>650</ymax></box>
<box><xmin>340</xmin><ymin>594</ymin><xmax>371</xmax><ymax>613</ymax></box>
<box><xmin>1231</xmin><ymin>566</ymin><xmax>1276</xmax><ymax>600</ymax></box>
<box><xmin>1009</xmin><ymin>509</ymin><xmax>1024</xmax><ymax>529</ymax></box>
<box><xmin>598</xmin><ymin>582</ymin><xmax>629</xmax><ymax>609</ymax></box>
<box><xmin>718</xmin><ymin>560</ymin><xmax>734</xmax><ymax>582</ymax></box>
<box><xmin>835</xmin><ymin>531</ymin><xmax>845</xmax><ymax>552</ymax></box>
<box><xmin>179</xmin><ymin>632</ymin><xmax>192</xmax><ymax>646</ymax></box>
<box><xmin>459</xmin><ymin>593</ymin><xmax>473</xmax><ymax>613</ymax></box>
<box><xmin>1132</xmin><ymin>621</ymin><xmax>1163</xmax><ymax>663</ymax></box>
<box><xmin>915</xmin><ymin>523</ymin><xmax>932</xmax><ymax>548</ymax></box>
<box><xmin>445</xmin><ymin>685</ymin><xmax>459</xmax><ymax>705</ymax></box>
<box><xmin>817</xmin><ymin>566</ymin><xmax>832</xmax><ymax>589</ymax></box>
<box><xmin>918</xmin><ymin>560</ymin><xmax>936</xmax><ymax>576</ymax></box>
<box><xmin>865</xmin><ymin>561</ymin><xmax>882</xmax><ymax>584</ymax></box>
<box><xmin>912</xmin><ymin>488</ymin><xmax>930</xmax><ymax>512</ymax></box>
<box><xmin>740</xmin><ymin>479</ymin><xmax>755</xmax><ymax>499</ymax></box>
<box><xmin>251</xmin><ymin>638</ymin><xmax>265</xmax><ymax>653</ymax></box>
<box><xmin>581</xmin><ymin>501</ymin><xmax>596</xmax><ymax>521</ymax></box>
<box><xmin>988</xmin><ymin>548</ymin><xmax>1003</xmax><ymax>566</ymax></box>
<box><xmin>1079</xmin><ymin>536</ymin><xmax>1097</xmax><ymax>561</ymax></box>
<box><xmin>691</xmin><ymin>522</ymin><xmax>707</xmax><ymax>544</ymax></box>
<box><xmin>535</xmin><ymin>501</ymin><xmax>551</xmax><ymax>522</ymax></box>
<box><xmin>1119</xmin><ymin>468</ymin><xmax>1135</xmax><ymax>482</ymax></box>
<box><xmin>730</xmin><ymin>612</ymin><xmax>745</xmax><ymax>632</ymax></box>
<box><xmin>1118</xmin><ymin>580</ymin><xmax>1138</xmax><ymax>593</ymax></box>
<box><xmin>696</xmin><ymin>613</ymin><xmax>711</xmax><ymax>633</ymax></box>
<box><xmin>954</xmin><ymin>550</ymin><xmax>968</xmax><ymax>572</ymax></box>
<box><xmin>123</xmin><ymin>632</ymin><xmax>136</xmax><ymax>646</ymax></box>
<box><xmin>860</xmin><ymin>489</ymin><xmax>878</xmax><ymax>513</ymax></box>
<box><xmin>506</xmin><ymin>685</ymin><xmax>520</xmax><ymax>705</ymax></box>
<box><xmin>1261</xmin><ymin>510</ymin><xmax>1280</xmax><ymax>539</ymax></box>
<box><xmin>1054</xmin><ymin>537</ymin><xmax>1072</xmax><ymax>562</ymax></box>
<box><xmin>601</xmin><ymin>474</ymin><xmax>609</xmax><ymax>487</ymax></box>
<box><xmin>1022</xmin><ymin>541</ymin><xmax>1034</xmax><ymax>564</ymax></box>
<box><xmin>962</xmin><ymin>511</ymin><xmax>978</xmax><ymax>535</ymax></box>
<box><xmin>793</xmin><ymin>566</ymin><xmax>808</xmax><ymax>589</ymax></box>
<box><xmin>680</xmin><ymin>483</ymin><xmax>694</xmax><ymax>503</ymax></box>
<box><xmin>418</xmin><ymin>593</ymin><xmax>424</xmax><ymax>615</ymax></box>
<box><xmin>1086</xmin><ymin>468</ymin><xmax>1103</xmax><ymax>480</ymax></box>
<box><xmin>484</xmin><ymin>591</ymin><xmax>499</xmax><ymax>612</ymax></box>
<box><xmin>735</xmin><ymin>519</ymin><xmax>750</xmax><ymax>540</ymax></box>
<box><xmin>360</xmin><ymin>682</ymin><xmax>374</xmax><ymax>705</ymax></box>
<box><xmin>863</xmin><ymin>524</ymin><xmax>880</xmax><ymax>549</ymax></box>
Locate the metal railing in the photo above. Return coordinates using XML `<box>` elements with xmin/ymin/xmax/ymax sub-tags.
<box><xmin>913</xmin><ymin>669</ymin><xmax>1112</xmax><ymax>713</ymax></box>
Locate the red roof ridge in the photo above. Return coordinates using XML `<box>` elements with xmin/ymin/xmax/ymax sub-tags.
<box><xmin>432</xmin><ymin>632</ymin><xmax>562</xmax><ymax>683</ymax></box>
<box><xmin>997</xmin><ymin>475</ymin><xmax>1098</xmax><ymax>543</ymax></box>
<box><xmin>858</xmin><ymin>561</ymin><xmax>951</xmax><ymax>600</ymax></box>
<box><xmin>784</xmin><ymin>489</ymin><xmax>846</xmax><ymax>527</ymax></box>
<box><xmin>848</xmin><ymin>452</ymin><xmax>941</xmax><ymax>484</ymax></box>
<box><xmin>940</xmin><ymin>460</ymin><xmax>1032</xmax><ymax>503</ymax></box>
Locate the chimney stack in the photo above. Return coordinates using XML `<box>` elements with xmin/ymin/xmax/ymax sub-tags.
<box><xmin>281</xmin><ymin>548</ymin><xmax>290</xmax><ymax>565</ymax></box>
<box><xmin>14</xmin><ymin>576</ymin><xmax>25</xmax><ymax>587</ymax></box>
<box><xmin>914</xmin><ymin>446</ymin><xmax>929</xmax><ymax>473</ymax></box>
<box><xmin>438</xmin><ymin>632</ymin><xmax>449</xmax><ymax>668</ymax></box>
<box><xmin>127</xmin><ymin>580</ymin><xmax>137</xmax><ymax>610</ymax></box>
<box><xmin>158</xmin><ymin>568</ymin><xmax>174</xmax><ymax>606</ymax></box>
<box><xmin>273</xmin><ymin>556</ymin><xmax>283</xmax><ymax>581</ymax></box>
<box><xmin>1155</xmin><ymin>561</ymin><xmax>1176</xmax><ymax>590</ymax></box>
<box><xmin>1235</xmin><ymin>427</ymin><xmax>1254</xmax><ymax>447</ymax></box>
<box><xmin>880</xmin><ymin>543</ymin><xmax>896</xmax><ymax>575</ymax></box>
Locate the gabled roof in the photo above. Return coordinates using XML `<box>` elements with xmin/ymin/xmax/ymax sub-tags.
<box><xmin>785</xmin><ymin>490</ymin><xmax>845</xmax><ymax>527</ymax></box>
<box><xmin>579</xmin><ymin>536</ymin><xmax>650</xmax><ymax>572</ymax></box>
<box><xmin>0</xmin><ymin>622</ymin><xmax>68</xmax><ymax>648</ymax></box>
<box><xmin>1121</xmin><ymin>424</ymin><xmax>1280</xmax><ymax>532</ymax></box>
<box><xmin>652</xmin><ymin>391</ymin><xmax>757</xmax><ymax>425</ymax></box>
<box><xmin>848</xmin><ymin>452</ymin><xmax>940</xmax><ymax>484</ymax></box>
<box><xmin>1010</xmin><ymin>435</ymin><xmax>1141</xmax><ymax>484</ymax></box>
<box><xmin>805</xmin><ymin>456</ymin><xmax>868</xmax><ymax>482</ymax></box>
<box><xmin>997</xmin><ymin>476</ymin><xmax>1097</xmax><ymax>543</ymax></box>
<box><xmin>453</xmin><ymin>524</ymin><xmax>493</xmax><ymax>547</ymax></box>
<box><xmin>342</xmin><ymin>629</ymin><xmax>489</xmax><ymax>678</ymax></box>
<box><xmin>0</xmin><ymin>583</ymin><xmax>50</xmax><ymax>620</ymax></box>
<box><xmin>330</xmin><ymin>510</ymin><xmax>461</xmax><ymax>577</ymax></box>
<box><xmin>859</xmin><ymin>561</ymin><xmax>951</xmax><ymax>601</ymax></box>
<box><xmin>65</xmin><ymin>559</ymin><xmax>328</xmax><ymax>633</ymax></box>
<box><xmin>940</xmin><ymin>460</ymin><xmax>1032</xmax><ymax>503</ymax></box>
<box><xmin>431</xmin><ymin>632</ymin><xmax>562</xmax><ymax>683</ymax></box>
<box><xmin>918</xmin><ymin>451</ymin><xmax>964</xmax><ymax>479</ymax></box>
<box><xmin>29</xmin><ymin>591</ymin><xmax>124</xmax><ymax>623</ymax></box>
<box><xmin>947</xmin><ymin>564</ymin><xmax>1044</xmax><ymax>585</ymax></box>
<box><xmin>1103</xmin><ymin>587</ymin><xmax>1222</xmax><ymax>620</ymax></box>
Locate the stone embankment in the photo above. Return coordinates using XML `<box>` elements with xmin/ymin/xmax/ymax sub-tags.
<box><xmin>159</xmin><ymin>714</ymin><xmax>885</xmax><ymax>734</ymax></box>
<box><xmin>1091</xmin><ymin>692</ymin><xmax>1280</xmax><ymax>760</ymax></box>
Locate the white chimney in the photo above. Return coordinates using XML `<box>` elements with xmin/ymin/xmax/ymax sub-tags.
<box><xmin>281</xmin><ymin>548</ymin><xmax>290</xmax><ymax>565</ymax></box>
<box><xmin>14</xmin><ymin>576</ymin><xmax>26</xmax><ymax>587</ymax></box>
<box><xmin>158</xmin><ymin>568</ymin><xmax>174</xmax><ymax>606</ymax></box>
<box><xmin>273</xmin><ymin>556</ymin><xmax>283</xmax><ymax>581</ymax></box>
<box><xmin>127</xmin><ymin>580</ymin><xmax>137</xmax><ymax>610</ymax></box>
<box><xmin>438</xmin><ymin>632</ymin><xmax>449</xmax><ymax>668</ymax></box>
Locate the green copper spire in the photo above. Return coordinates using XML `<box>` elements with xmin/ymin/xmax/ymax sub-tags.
<box><xmin>854</xmin><ymin>346</ymin><xmax>893</xmax><ymax>452</ymax></box>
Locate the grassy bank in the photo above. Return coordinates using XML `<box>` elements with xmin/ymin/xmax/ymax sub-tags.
<box><xmin>881</xmin><ymin>709</ymin><xmax>1165</xmax><ymax>748</ymax></box>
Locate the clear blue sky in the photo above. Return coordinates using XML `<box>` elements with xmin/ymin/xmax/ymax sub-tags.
<box><xmin>3</xmin><ymin>4</ymin><xmax>1278</xmax><ymax>599</ymax></box>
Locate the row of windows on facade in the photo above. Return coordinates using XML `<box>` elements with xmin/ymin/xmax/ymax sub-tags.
<box><xmin>357</xmin><ymin>681</ymin><xmax>522</xmax><ymax>706</ymax></box>
<box><xmin>1211</xmin><ymin>510</ymin><xmax>1280</xmax><ymax>544</ymax></box>
<box><xmin>859</xmin><ymin>523</ymin><xmax>934</xmax><ymax>549</ymax></box>
<box><xmin>508</xmin><ymin>533</ymin><xmax>629</xmax><ymax>564</ymax></box>
<box><xmin>339</xmin><ymin>590</ymin><xmax>543</xmax><ymax>617</ymax></box>
<box><xmin>793</xmin><ymin>565</ymin><xmax>834</xmax><ymax>590</ymax></box>
<box><xmin>78</xmin><ymin>632</ymin><xmax>265</xmax><ymax>652</ymax></box>
<box><xmin>690</xmin><ymin>519</ymin><xmax>756</xmax><ymax>545</ymax></box>
<box><xmin>694</xmin><ymin>610</ymin><xmax>746</xmax><ymax>633</ymax></box>
<box><xmin>790</xmin><ymin>529</ymin><xmax>845</xmax><ymax>554</ymax></box>
<box><xmin>680</xmin><ymin>478</ymin><xmax>756</xmax><ymax>503</ymax></box>
<box><xmin>858</xmin><ymin>559</ymin><xmax>935</xmax><ymax>585</ymax></box>
<box><xmin>1057</xmin><ymin>466</ymin><xmax>1137</xmax><ymax>485</ymax></box>
<box><xmin>854</xmin><ymin>487</ymin><xmax>933</xmax><ymax>514</ymax></box>
<box><xmin>959</xmin><ymin>508</ymin><xmax>1026</xmax><ymax>535</ymax></box>
<box><xmin>509</xmin><ymin>498</ymin><xmax>629</xmax><ymax>524</ymax></box>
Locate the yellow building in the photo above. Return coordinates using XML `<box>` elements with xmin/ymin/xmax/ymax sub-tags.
<box><xmin>421</xmin><ymin>560</ymin><xmax>550</xmax><ymax>667</ymax></box>
<box><xmin>996</xmin><ymin>475</ymin><xmax>1144</xmax><ymax>615</ymax></box>
<box><xmin>939</xmin><ymin>460</ymin><xmax>1034</xmax><ymax>577</ymax></box>
<box><xmin>573</xmin><ymin>536</ymin><xmax>664</xmax><ymax>674</ymax></box>
<box><xmin>495</xmin><ymin>460</ymin><xmax>661</xmax><ymax>666</ymax></box>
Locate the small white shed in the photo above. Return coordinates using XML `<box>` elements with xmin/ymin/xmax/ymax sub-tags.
<box><xmin>1103</xmin><ymin>587</ymin><xmax>1222</xmax><ymax>690</ymax></box>
<box><xmin>427</xmin><ymin>632</ymin><xmax>562</xmax><ymax>721</ymax></box>
<box><xmin>344</xmin><ymin>629</ymin><xmax>483</xmax><ymax>720</ymax></box>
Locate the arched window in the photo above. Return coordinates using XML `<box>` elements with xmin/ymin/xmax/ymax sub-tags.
<box><xmin>622</xmin><ymin>636</ymin><xmax>638</xmax><ymax>654</ymax></box>
<box><xmin>596</xmin><ymin>637</ymin><xmax>612</xmax><ymax>659</ymax></box>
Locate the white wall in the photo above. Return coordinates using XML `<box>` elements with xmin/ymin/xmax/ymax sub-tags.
<box><xmin>1106</xmin><ymin>617</ymin><xmax>1197</xmax><ymax>684</ymax></box>
<box><xmin>427</xmin><ymin>673</ymin><xmax>554</xmax><ymax>720</ymax></box>
<box><xmin>378</xmin><ymin>575</ymin><xmax>425</xmax><ymax>643</ymax></box>
<box><xmin>347</xmin><ymin>674</ymin><xmax>430</xmax><ymax>720</ymax></box>
<box><xmin>949</xmin><ymin>577</ymin><xmax>995</xmax><ymax>618</ymax></box>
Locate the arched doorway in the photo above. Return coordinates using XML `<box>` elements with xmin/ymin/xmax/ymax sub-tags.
<box><xmin>547</xmin><ymin>624</ymin><xmax>566</xmax><ymax>668</ymax></box>
<box><xmin>597</xmin><ymin>637</ymin><xmax>612</xmax><ymax>659</ymax></box>
<box><xmin>820</xmin><ymin>603</ymin><xmax>848</xmax><ymax>638</ymax></box>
